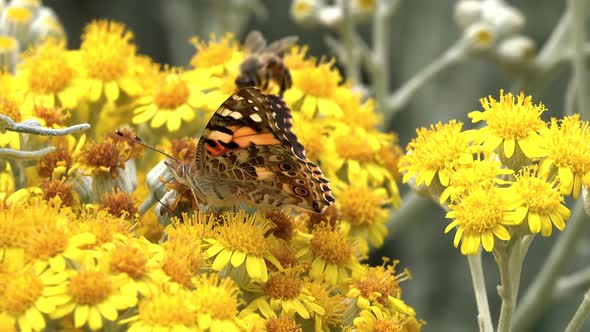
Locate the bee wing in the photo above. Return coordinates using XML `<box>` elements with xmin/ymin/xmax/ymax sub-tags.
<box><xmin>265</xmin><ymin>36</ymin><xmax>299</xmax><ymax>56</ymax></box>
<box><xmin>243</xmin><ymin>30</ymin><xmax>267</xmax><ymax>53</ymax></box>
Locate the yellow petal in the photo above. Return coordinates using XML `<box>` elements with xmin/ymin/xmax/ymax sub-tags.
<box><xmin>88</xmin><ymin>306</ymin><xmax>103</xmax><ymax>330</ymax></box>
<box><xmin>492</xmin><ymin>225</ymin><xmax>510</xmax><ymax>241</ymax></box>
<box><xmin>247</xmin><ymin>255</ymin><xmax>265</xmax><ymax>281</ymax></box>
<box><xmin>89</xmin><ymin>80</ymin><xmax>103</xmax><ymax>102</ymax></box>
<box><xmin>166</xmin><ymin>114</ymin><xmax>182</xmax><ymax>132</ymax></box>
<box><xmin>211</xmin><ymin>248</ymin><xmax>232</xmax><ymax>271</ymax></box>
<box><xmin>25</xmin><ymin>307</ymin><xmax>45</xmax><ymax>331</ymax></box>
<box><xmin>74</xmin><ymin>305</ymin><xmax>89</xmax><ymax>328</ymax></box>
<box><xmin>104</xmin><ymin>81</ymin><xmax>120</xmax><ymax>101</ymax></box>
<box><xmin>309</xmin><ymin>257</ymin><xmax>325</xmax><ymax>280</ymax></box>
<box><xmin>528</xmin><ymin>212</ymin><xmax>541</xmax><ymax>233</ymax></box>
<box><xmin>558</xmin><ymin>166</ymin><xmax>574</xmax><ymax>195</ymax></box>
<box><xmin>97</xmin><ymin>301</ymin><xmax>118</xmax><ymax>321</ymax></box>
<box><xmin>481</xmin><ymin>230</ymin><xmax>494</xmax><ymax>252</ymax></box>
<box><xmin>230</xmin><ymin>250</ymin><xmax>246</xmax><ymax>268</ymax></box>
<box><xmin>453</xmin><ymin>227</ymin><xmax>464</xmax><ymax>248</ymax></box>
<box><xmin>300</xmin><ymin>96</ymin><xmax>317</xmax><ymax>118</ymax></box>
<box><xmin>325</xmin><ymin>262</ymin><xmax>338</xmax><ymax>284</ymax></box>
<box><xmin>503</xmin><ymin>138</ymin><xmax>515</xmax><ymax>158</ymax></box>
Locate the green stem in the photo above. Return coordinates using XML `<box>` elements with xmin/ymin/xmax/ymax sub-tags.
<box><xmin>338</xmin><ymin>0</ymin><xmax>361</xmax><ymax>86</ymax></box>
<box><xmin>368</xmin><ymin>0</ymin><xmax>395</xmax><ymax>115</ymax></box>
<box><xmin>467</xmin><ymin>252</ymin><xmax>494</xmax><ymax>332</ymax></box>
<box><xmin>568</xmin><ymin>0</ymin><xmax>590</xmax><ymax>120</ymax></box>
<box><xmin>494</xmin><ymin>235</ymin><xmax>535</xmax><ymax>332</ymax></box>
<box><xmin>512</xmin><ymin>202</ymin><xmax>587</xmax><ymax>332</ymax></box>
<box><xmin>565</xmin><ymin>289</ymin><xmax>590</xmax><ymax>332</ymax></box>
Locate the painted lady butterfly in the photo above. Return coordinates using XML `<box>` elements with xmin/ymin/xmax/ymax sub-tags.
<box><xmin>167</xmin><ymin>87</ymin><xmax>335</xmax><ymax>213</ymax></box>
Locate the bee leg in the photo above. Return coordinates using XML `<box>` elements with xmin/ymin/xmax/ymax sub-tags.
<box><xmin>262</xmin><ymin>70</ymin><xmax>271</xmax><ymax>90</ymax></box>
<box><xmin>254</xmin><ymin>72</ymin><xmax>262</xmax><ymax>88</ymax></box>
<box><xmin>279</xmin><ymin>69</ymin><xmax>292</xmax><ymax>96</ymax></box>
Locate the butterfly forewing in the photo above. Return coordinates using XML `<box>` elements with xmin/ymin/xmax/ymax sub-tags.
<box><xmin>193</xmin><ymin>87</ymin><xmax>334</xmax><ymax>213</ymax></box>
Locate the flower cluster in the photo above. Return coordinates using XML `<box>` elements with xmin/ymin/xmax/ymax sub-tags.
<box><xmin>0</xmin><ymin>17</ymin><xmax>417</xmax><ymax>331</ymax></box>
<box><xmin>400</xmin><ymin>91</ymin><xmax>584</xmax><ymax>255</ymax></box>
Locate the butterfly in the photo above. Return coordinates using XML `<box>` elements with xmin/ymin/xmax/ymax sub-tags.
<box><xmin>167</xmin><ymin>86</ymin><xmax>335</xmax><ymax>214</ymax></box>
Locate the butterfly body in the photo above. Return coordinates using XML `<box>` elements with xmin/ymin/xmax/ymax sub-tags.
<box><xmin>171</xmin><ymin>87</ymin><xmax>334</xmax><ymax>214</ymax></box>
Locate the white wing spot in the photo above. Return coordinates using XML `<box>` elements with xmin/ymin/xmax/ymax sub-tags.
<box><xmin>250</xmin><ymin>113</ymin><xmax>263</xmax><ymax>122</ymax></box>
<box><xmin>247</xmin><ymin>99</ymin><xmax>253</xmax><ymax>104</ymax></box>
<box><xmin>229</xmin><ymin>111</ymin><xmax>243</xmax><ymax>119</ymax></box>
<box><xmin>253</xmin><ymin>106</ymin><xmax>259</xmax><ymax>111</ymax></box>
<box><xmin>220</xmin><ymin>108</ymin><xmax>232</xmax><ymax>116</ymax></box>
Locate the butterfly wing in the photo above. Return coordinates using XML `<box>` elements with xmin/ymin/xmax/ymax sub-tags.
<box><xmin>194</xmin><ymin>87</ymin><xmax>334</xmax><ymax>213</ymax></box>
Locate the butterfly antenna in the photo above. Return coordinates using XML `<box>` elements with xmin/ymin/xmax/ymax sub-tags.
<box><xmin>114</xmin><ymin>129</ymin><xmax>179</xmax><ymax>163</ymax></box>
<box><xmin>153</xmin><ymin>192</ymin><xmax>182</xmax><ymax>220</ymax></box>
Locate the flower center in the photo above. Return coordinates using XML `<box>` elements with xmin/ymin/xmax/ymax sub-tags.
<box><xmin>68</xmin><ymin>270</ymin><xmax>112</xmax><ymax>305</ymax></box>
<box><xmin>265</xmin><ymin>317</ymin><xmax>301</xmax><ymax>332</ymax></box>
<box><xmin>81</xmin><ymin>141</ymin><xmax>121</xmax><ymax>168</ymax></box>
<box><xmin>27</xmin><ymin>48</ymin><xmax>73</xmax><ymax>94</ymax></box>
<box><xmin>453</xmin><ymin>189</ymin><xmax>505</xmax><ymax>233</ymax></box>
<box><xmin>265</xmin><ymin>273</ymin><xmax>302</xmax><ymax>300</ymax></box>
<box><xmin>294</xmin><ymin>64</ymin><xmax>340</xmax><ymax>98</ymax></box>
<box><xmin>38</xmin><ymin>146</ymin><xmax>72</xmax><ymax>178</ymax></box>
<box><xmin>81</xmin><ymin>21</ymin><xmax>134</xmax><ymax>81</ymax></box>
<box><xmin>0</xmin><ymin>98</ymin><xmax>21</xmax><ymax>122</ymax></box>
<box><xmin>40</xmin><ymin>179</ymin><xmax>74</xmax><ymax>206</ymax></box>
<box><xmin>27</xmin><ymin>226</ymin><xmax>67</xmax><ymax>260</ymax></box>
<box><xmin>0</xmin><ymin>269</ymin><xmax>44</xmax><ymax>315</ymax></box>
<box><xmin>193</xmin><ymin>277</ymin><xmax>239</xmax><ymax>320</ymax></box>
<box><xmin>310</xmin><ymin>225</ymin><xmax>351</xmax><ymax>265</ymax></box>
<box><xmin>217</xmin><ymin>214</ymin><xmax>272</xmax><ymax>256</ymax></box>
<box><xmin>190</xmin><ymin>35</ymin><xmax>236</xmax><ymax>69</ymax></box>
<box><xmin>154</xmin><ymin>79</ymin><xmax>189</xmax><ymax>110</ymax></box>
<box><xmin>110</xmin><ymin>245</ymin><xmax>147</xmax><ymax>279</ymax></box>
<box><xmin>339</xmin><ymin>186</ymin><xmax>381</xmax><ymax>226</ymax></box>
<box><xmin>374</xmin><ymin>320</ymin><xmax>403</xmax><ymax>332</ymax></box>
<box><xmin>139</xmin><ymin>292</ymin><xmax>196</xmax><ymax>326</ymax></box>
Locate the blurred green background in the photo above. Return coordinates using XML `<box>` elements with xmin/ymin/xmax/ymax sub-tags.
<box><xmin>49</xmin><ymin>1</ymin><xmax>586</xmax><ymax>331</ymax></box>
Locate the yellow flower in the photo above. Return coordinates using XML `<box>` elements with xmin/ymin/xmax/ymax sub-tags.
<box><xmin>400</xmin><ymin>120</ymin><xmax>474</xmax><ymax>187</ymax></box>
<box><xmin>354</xmin><ymin>306</ymin><xmax>422</xmax><ymax>332</ymax></box>
<box><xmin>445</xmin><ymin>185</ymin><xmax>521</xmax><ymax>255</ymax></box>
<box><xmin>304</xmin><ymin>280</ymin><xmax>347</xmax><ymax>331</ymax></box>
<box><xmin>284</xmin><ymin>60</ymin><xmax>344</xmax><ymax>118</ymax></box>
<box><xmin>469</xmin><ymin>91</ymin><xmax>547</xmax><ymax>159</ymax></box>
<box><xmin>242</xmin><ymin>270</ymin><xmax>324</xmax><ymax>320</ymax></box>
<box><xmin>539</xmin><ymin>114</ymin><xmax>590</xmax><ymax>199</ymax></box>
<box><xmin>123</xmin><ymin>285</ymin><xmax>198</xmax><ymax>331</ymax></box>
<box><xmin>76</xmin><ymin>138</ymin><xmax>132</xmax><ymax>178</ymax></box>
<box><xmin>161</xmin><ymin>230</ymin><xmax>206</xmax><ymax>289</ymax></box>
<box><xmin>192</xmin><ymin>274</ymin><xmax>246</xmax><ymax>332</ymax></box>
<box><xmin>189</xmin><ymin>33</ymin><xmax>243</xmax><ymax>75</ymax></box>
<box><xmin>439</xmin><ymin>154</ymin><xmax>513</xmax><ymax>203</ymax></box>
<box><xmin>299</xmin><ymin>223</ymin><xmax>363</xmax><ymax>285</ymax></box>
<box><xmin>69</xmin><ymin>208</ymin><xmax>134</xmax><ymax>246</ymax></box>
<box><xmin>132</xmin><ymin>68</ymin><xmax>204</xmax><ymax>132</ymax></box>
<box><xmin>0</xmin><ymin>86</ymin><xmax>28</xmax><ymax>149</ymax></box>
<box><xmin>334</xmin><ymin>161</ymin><xmax>392</xmax><ymax>248</ymax></box>
<box><xmin>37</xmin><ymin>134</ymin><xmax>85</xmax><ymax>179</ymax></box>
<box><xmin>0</xmin><ymin>263</ymin><xmax>69</xmax><ymax>332</ymax></box>
<box><xmin>100</xmin><ymin>236</ymin><xmax>167</xmax><ymax>296</ymax></box>
<box><xmin>206</xmin><ymin>211</ymin><xmax>281</xmax><ymax>283</ymax></box>
<box><xmin>17</xmin><ymin>39</ymin><xmax>86</xmax><ymax>110</ymax></box>
<box><xmin>79</xmin><ymin>20</ymin><xmax>142</xmax><ymax>102</ymax></box>
<box><xmin>50</xmin><ymin>256</ymin><xmax>137</xmax><ymax>331</ymax></box>
<box><xmin>346</xmin><ymin>260</ymin><xmax>410</xmax><ymax>310</ymax></box>
<box><xmin>509</xmin><ymin>166</ymin><xmax>570</xmax><ymax>237</ymax></box>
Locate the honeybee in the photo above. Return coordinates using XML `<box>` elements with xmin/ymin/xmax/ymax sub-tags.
<box><xmin>235</xmin><ymin>30</ymin><xmax>299</xmax><ymax>96</ymax></box>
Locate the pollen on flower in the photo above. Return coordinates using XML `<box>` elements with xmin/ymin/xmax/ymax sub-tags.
<box><xmin>33</xmin><ymin>105</ymin><xmax>70</xmax><ymax>127</ymax></box>
<box><xmin>292</xmin><ymin>62</ymin><xmax>340</xmax><ymax>98</ymax></box>
<box><xmin>339</xmin><ymin>185</ymin><xmax>384</xmax><ymax>227</ymax></box>
<box><xmin>0</xmin><ymin>208</ymin><xmax>31</xmax><ymax>249</ymax></box>
<box><xmin>99</xmin><ymin>191</ymin><xmax>138</xmax><ymax>218</ymax></box>
<box><xmin>40</xmin><ymin>178</ymin><xmax>74</xmax><ymax>206</ymax></box>
<box><xmin>81</xmin><ymin>20</ymin><xmax>135</xmax><ymax>81</ymax></box>
<box><xmin>135</xmin><ymin>288</ymin><xmax>197</xmax><ymax>327</ymax></box>
<box><xmin>23</xmin><ymin>40</ymin><xmax>74</xmax><ymax>94</ymax></box>
<box><xmin>266</xmin><ymin>209</ymin><xmax>295</xmax><ymax>241</ymax></box>
<box><xmin>216</xmin><ymin>212</ymin><xmax>274</xmax><ymax>257</ymax></box>
<box><xmin>334</xmin><ymin>131</ymin><xmax>377</xmax><ymax>163</ymax></box>
<box><xmin>400</xmin><ymin>120</ymin><xmax>473</xmax><ymax>187</ymax></box>
<box><xmin>72</xmin><ymin>209</ymin><xmax>133</xmax><ymax>245</ymax></box>
<box><xmin>110</xmin><ymin>244</ymin><xmax>148</xmax><ymax>279</ymax></box>
<box><xmin>269</xmin><ymin>240</ymin><xmax>298</xmax><ymax>270</ymax></box>
<box><xmin>190</xmin><ymin>33</ymin><xmax>238</xmax><ymax>69</ymax></box>
<box><xmin>265</xmin><ymin>316</ymin><xmax>302</xmax><ymax>332</ymax></box>
<box><xmin>79</xmin><ymin>139</ymin><xmax>129</xmax><ymax>177</ymax></box>
<box><xmin>68</xmin><ymin>270</ymin><xmax>112</xmax><ymax>305</ymax></box>
<box><xmin>540</xmin><ymin>114</ymin><xmax>590</xmax><ymax>198</ymax></box>
<box><xmin>169</xmin><ymin>137</ymin><xmax>198</xmax><ymax>162</ymax></box>
<box><xmin>38</xmin><ymin>146</ymin><xmax>71</xmax><ymax>178</ymax></box>
<box><xmin>0</xmin><ymin>98</ymin><xmax>20</xmax><ymax>122</ymax></box>
<box><xmin>310</xmin><ymin>224</ymin><xmax>352</xmax><ymax>265</ymax></box>
<box><xmin>264</xmin><ymin>272</ymin><xmax>302</xmax><ymax>300</ymax></box>
<box><xmin>513</xmin><ymin>167</ymin><xmax>562</xmax><ymax>214</ymax></box>
<box><xmin>193</xmin><ymin>274</ymin><xmax>240</xmax><ymax>321</ymax></box>
<box><xmin>162</xmin><ymin>238</ymin><xmax>203</xmax><ymax>288</ymax></box>
<box><xmin>0</xmin><ymin>268</ymin><xmax>43</xmax><ymax>315</ymax></box>
<box><xmin>154</xmin><ymin>73</ymin><xmax>190</xmax><ymax>109</ymax></box>
<box><xmin>26</xmin><ymin>224</ymin><xmax>67</xmax><ymax>260</ymax></box>
<box><xmin>352</xmin><ymin>261</ymin><xmax>410</xmax><ymax>305</ymax></box>
<box><xmin>305</xmin><ymin>281</ymin><xmax>346</xmax><ymax>327</ymax></box>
